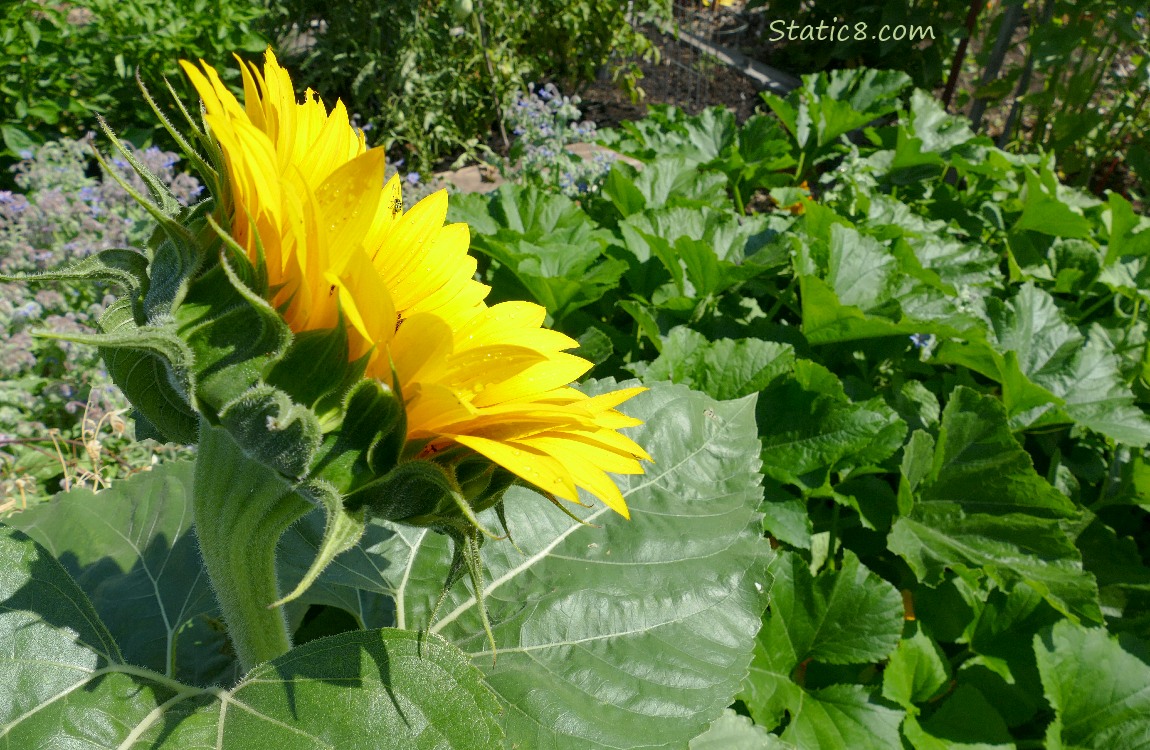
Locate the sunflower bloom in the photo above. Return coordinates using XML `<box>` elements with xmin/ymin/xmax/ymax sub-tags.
<box><xmin>182</xmin><ymin>50</ymin><xmax>649</xmax><ymax>516</ymax></box>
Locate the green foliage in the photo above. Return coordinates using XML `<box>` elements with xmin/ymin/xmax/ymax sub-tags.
<box><xmin>0</xmin><ymin>139</ymin><xmax>198</xmax><ymax>506</ymax></box>
<box><xmin>5</xmin><ymin>62</ymin><xmax>1150</xmax><ymax>746</ymax></box>
<box><xmin>0</xmin><ymin>524</ymin><xmax>502</xmax><ymax>748</ymax></box>
<box><xmin>983</xmin><ymin>1</ymin><xmax>1150</xmax><ymax>190</ymax></box>
<box><xmin>0</xmin><ymin>0</ymin><xmax>268</xmax><ymax>178</ymax></box>
<box><xmin>262</xmin><ymin>0</ymin><xmax>668</xmax><ymax>171</ymax></box>
<box><xmin>1036</xmin><ymin>621</ymin><xmax>1150</xmax><ymax>748</ymax></box>
<box><xmin>9</xmin><ymin>461</ymin><xmax>236</xmax><ymax>685</ymax></box>
<box><xmin>2</xmin><ymin>379</ymin><xmax>767</xmax><ymax>747</ymax></box>
<box><xmin>455</xmin><ymin>70</ymin><xmax>1150</xmax><ymax>746</ymax></box>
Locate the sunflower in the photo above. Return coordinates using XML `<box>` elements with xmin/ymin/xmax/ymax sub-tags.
<box><xmin>182</xmin><ymin>50</ymin><xmax>650</xmax><ymax>517</ymax></box>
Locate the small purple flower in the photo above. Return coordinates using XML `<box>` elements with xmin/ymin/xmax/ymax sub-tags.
<box><xmin>909</xmin><ymin>333</ymin><xmax>935</xmax><ymax>349</ymax></box>
<box><xmin>406</xmin><ymin>172</ymin><xmax>421</xmax><ymax>186</ymax></box>
<box><xmin>14</xmin><ymin>301</ymin><xmax>43</xmax><ymax>321</ymax></box>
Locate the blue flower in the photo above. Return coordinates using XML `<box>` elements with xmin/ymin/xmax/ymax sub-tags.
<box><xmin>14</xmin><ymin>302</ymin><xmax>42</xmax><ymax>321</ymax></box>
<box><xmin>406</xmin><ymin>171</ymin><xmax>421</xmax><ymax>186</ymax></box>
<box><xmin>909</xmin><ymin>333</ymin><xmax>935</xmax><ymax>349</ymax></box>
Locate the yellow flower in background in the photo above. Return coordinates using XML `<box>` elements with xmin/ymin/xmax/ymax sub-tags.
<box><xmin>182</xmin><ymin>50</ymin><xmax>649</xmax><ymax>516</ymax></box>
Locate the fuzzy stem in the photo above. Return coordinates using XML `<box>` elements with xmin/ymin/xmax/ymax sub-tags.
<box><xmin>192</xmin><ymin>422</ymin><xmax>311</xmax><ymax>673</ymax></box>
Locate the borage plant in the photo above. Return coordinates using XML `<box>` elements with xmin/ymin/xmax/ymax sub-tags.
<box><xmin>0</xmin><ymin>51</ymin><xmax>769</xmax><ymax>748</ymax></box>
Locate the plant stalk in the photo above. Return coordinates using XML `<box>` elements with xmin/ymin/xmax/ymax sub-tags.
<box><xmin>192</xmin><ymin>422</ymin><xmax>312</xmax><ymax>673</ymax></box>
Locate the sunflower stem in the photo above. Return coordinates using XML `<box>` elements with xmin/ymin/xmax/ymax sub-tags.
<box><xmin>192</xmin><ymin>422</ymin><xmax>312</xmax><ymax>674</ymax></box>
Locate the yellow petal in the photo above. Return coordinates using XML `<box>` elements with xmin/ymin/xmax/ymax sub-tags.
<box><xmin>373</xmin><ymin>189</ymin><xmax>449</xmax><ymax>287</ymax></box>
<box><xmin>521</xmin><ymin>437</ymin><xmax>632</xmax><ymax>518</ymax></box>
<box><xmin>315</xmin><ymin>148</ymin><xmax>386</xmax><ymax>269</ymax></box>
<box><xmin>453</xmin><ymin>435</ymin><xmax>579</xmax><ymax>502</ymax></box>
<box><xmin>473</xmin><ymin>353</ymin><xmax>593</xmax><ymax>407</ymax></box>
<box><xmin>389</xmin><ymin>312</ymin><xmax>456</xmax><ymax>385</ymax></box>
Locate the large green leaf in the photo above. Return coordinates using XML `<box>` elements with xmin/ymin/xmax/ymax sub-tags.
<box><xmin>742</xmin><ymin>550</ymin><xmax>903</xmax><ymax>731</ymax></box>
<box><xmin>0</xmin><ymin>526</ymin><xmax>502</xmax><ymax>748</ymax></box>
<box><xmin>636</xmin><ymin>327</ymin><xmax>795</xmax><ymax>400</ymax></box>
<box><xmin>891</xmin><ymin>388</ymin><xmax>1099</xmax><ymax>622</ymax></box>
<box><xmin>766</xmin><ymin>69</ymin><xmax>911</xmax><ymax>152</ymax></box>
<box><xmin>434</xmin><ymin>381</ymin><xmax>766</xmax><ymax>749</ymax></box>
<box><xmin>890</xmin><ymin>505</ymin><xmax>1099</xmax><ymax>624</ymax></box>
<box><xmin>889</xmin><ymin>90</ymin><xmax>979</xmax><ymax>174</ymax></box>
<box><xmin>596</xmin><ymin>106</ymin><xmax>738</xmax><ymax>166</ymax></box>
<box><xmin>937</xmin><ymin>284</ymin><xmax>1150</xmax><ymax>445</ymax></box>
<box><xmin>705</xmin><ymin>114</ymin><xmax>796</xmax><ymax>199</ymax></box>
<box><xmin>602</xmin><ymin>157</ymin><xmax>731</xmax><ymax>218</ymax></box>
<box><xmin>881</xmin><ymin>624</ymin><xmax>950</xmax><ymax>709</ymax></box>
<box><xmin>5</xmin><ymin>461</ymin><xmax>234</xmax><ymax>687</ymax></box>
<box><xmin>1105</xmin><ymin>192</ymin><xmax>1150</xmax><ymax>263</ymax></box>
<box><xmin>797</xmin><ymin>222</ymin><xmax>988</xmax><ymax>344</ymax></box>
<box><xmin>903</xmin><ymin>685</ymin><xmax>1015</xmax><ymax>750</ymax></box>
<box><xmin>475</xmin><ymin>233</ymin><xmax>627</xmax><ymax>319</ymax></box>
<box><xmin>780</xmin><ymin>685</ymin><xmax>904</xmax><ymax>750</ymax></box>
<box><xmin>303</xmin><ymin>380</ymin><xmax>768</xmax><ymax>749</ymax></box>
<box><xmin>1013</xmin><ymin>167</ymin><xmax>1093</xmax><ymax>239</ymax></box>
<box><xmin>759</xmin><ymin>550</ymin><xmax>904</xmax><ymax>669</ymax></box>
<box><xmin>466</xmin><ymin>184</ymin><xmax>624</xmax><ymax>319</ymax></box>
<box><xmin>619</xmin><ymin>206</ymin><xmax>787</xmax><ymax>270</ymax></box>
<box><xmin>861</xmin><ymin>193</ymin><xmax>1002</xmax><ymax>294</ymax></box>
<box><xmin>914</xmin><ymin>387</ymin><xmax>1078</xmax><ymax>518</ymax></box>
<box><xmin>758</xmin><ymin>359</ymin><xmax>906</xmax><ymax>493</ymax></box>
<box><xmin>1036</xmin><ymin>620</ymin><xmax>1150</xmax><ymax>749</ymax></box>
<box><xmin>689</xmin><ymin>709</ymin><xmax>794</xmax><ymax>749</ymax></box>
